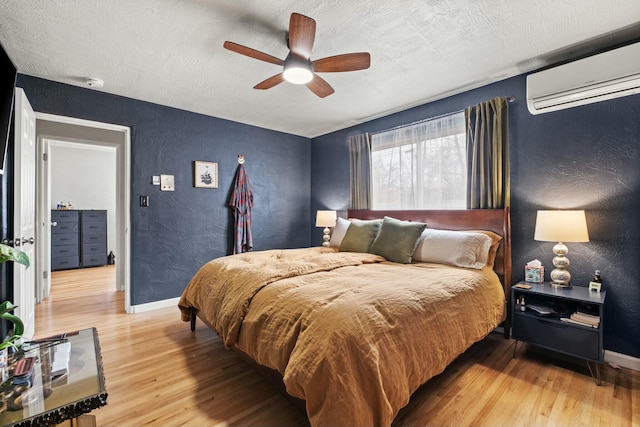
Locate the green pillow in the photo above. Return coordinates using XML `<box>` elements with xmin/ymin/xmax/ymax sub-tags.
<box><xmin>338</xmin><ymin>219</ymin><xmax>382</xmax><ymax>253</ymax></box>
<box><xmin>369</xmin><ymin>216</ymin><xmax>427</xmax><ymax>263</ymax></box>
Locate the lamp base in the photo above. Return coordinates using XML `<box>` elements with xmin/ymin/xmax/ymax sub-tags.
<box><xmin>322</xmin><ymin>227</ymin><xmax>331</xmax><ymax>247</ymax></box>
<box><xmin>549</xmin><ymin>243</ymin><xmax>571</xmax><ymax>288</ymax></box>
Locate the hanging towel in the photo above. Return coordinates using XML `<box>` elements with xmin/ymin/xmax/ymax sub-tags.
<box><xmin>229</xmin><ymin>164</ymin><xmax>254</xmax><ymax>254</ymax></box>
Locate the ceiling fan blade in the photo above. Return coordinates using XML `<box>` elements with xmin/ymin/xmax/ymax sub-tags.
<box><xmin>223</xmin><ymin>41</ymin><xmax>284</xmax><ymax>66</ymax></box>
<box><xmin>312</xmin><ymin>53</ymin><xmax>371</xmax><ymax>73</ymax></box>
<box><xmin>288</xmin><ymin>13</ymin><xmax>316</xmax><ymax>59</ymax></box>
<box><xmin>254</xmin><ymin>74</ymin><xmax>285</xmax><ymax>90</ymax></box>
<box><xmin>306</xmin><ymin>74</ymin><xmax>335</xmax><ymax>98</ymax></box>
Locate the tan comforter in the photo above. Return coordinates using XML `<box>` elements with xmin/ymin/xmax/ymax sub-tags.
<box><xmin>178</xmin><ymin>247</ymin><xmax>506</xmax><ymax>427</ymax></box>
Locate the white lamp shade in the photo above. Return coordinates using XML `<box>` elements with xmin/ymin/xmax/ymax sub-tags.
<box><xmin>315</xmin><ymin>210</ymin><xmax>337</xmax><ymax>228</ymax></box>
<box><xmin>534</xmin><ymin>210</ymin><xmax>589</xmax><ymax>243</ymax></box>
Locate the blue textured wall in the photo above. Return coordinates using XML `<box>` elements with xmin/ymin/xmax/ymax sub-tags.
<box><xmin>16</xmin><ymin>75</ymin><xmax>311</xmax><ymax>306</ymax></box>
<box><xmin>13</xmin><ymin>73</ymin><xmax>639</xmax><ymax>358</ymax></box>
<box><xmin>311</xmin><ymin>75</ymin><xmax>640</xmax><ymax>358</ymax></box>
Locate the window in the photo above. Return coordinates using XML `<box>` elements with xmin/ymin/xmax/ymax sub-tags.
<box><xmin>371</xmin><ymin>111</ymin><xmax>466</xmax><ymax>209</ymax></box>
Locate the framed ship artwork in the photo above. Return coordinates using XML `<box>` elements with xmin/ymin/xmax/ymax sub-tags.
<box><xmin>194</xmin><ymin>161</ymin><xmax>218</xmax><ymax>189</ymax></box>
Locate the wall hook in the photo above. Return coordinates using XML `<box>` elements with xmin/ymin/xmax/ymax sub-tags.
<box><xmin>237</xmin><ymin>155</ymin><xmax>245</xmax><ymax>164</ymax></box>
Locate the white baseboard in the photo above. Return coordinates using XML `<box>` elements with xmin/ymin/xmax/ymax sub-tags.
<box><xmin>129</xmin><ymin>297</ymin><xmax>180</xmax><ymax>313</ymax></box>
<box><xmin>604</xmin><ymin>350</ymin><xmax>640</xmax><ymax>371</ymax></box>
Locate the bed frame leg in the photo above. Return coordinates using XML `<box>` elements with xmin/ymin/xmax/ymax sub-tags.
<box><xmin>190</xmin><ymin>308</ymin><xmax>196</xmax><ymax>331</ymax></box>
<box><xmin>503</xmin><ymin>299</ymin><xmax>511</xmax><ymax>339</ymax></box>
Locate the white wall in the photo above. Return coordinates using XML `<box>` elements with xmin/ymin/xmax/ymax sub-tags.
<box><xmin>50</xmin><ymin>141</ymin><xmax>117</xmax><ymax>255</ymax></box>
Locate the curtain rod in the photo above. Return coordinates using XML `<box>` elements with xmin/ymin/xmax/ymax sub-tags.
<box><xmin>370</xmin><ymin>96</ymin><xmax>515</xmax><ymax>136</ymax></box>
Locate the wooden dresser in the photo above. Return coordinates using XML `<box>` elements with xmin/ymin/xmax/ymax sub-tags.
<box><xmin>51</xmin><ymin>210</ymin><xmax>107</xmax><ymax>271</ymax></box>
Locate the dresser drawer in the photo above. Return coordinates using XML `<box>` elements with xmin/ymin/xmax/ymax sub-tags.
<box><xmin>51</xmin><ymin>233</ymin><xmax>78</xmax><ymax>246</ymax></box>
<box><xmin>513</xmin><ymin>313</ymin><xmax>600</xmax><ymax>361</ymax></box>
<box><xmin>82</xmin><ymin>253</ymin><xmax>107</xmax><ymax>267</ymax></box>
<box><xmin>52</xmin><ymin>221</ymin><xmax>79</xmax><ymax>234</ymax></box>
<box><xmin>51</xmin><ymin>210</ymin><xmax>79</xmax><ymax>223</ymax></box>
<box><xmin>83</xmin><ymin>243</ymin><xmax>105</xmax><ymax>256</ymax></box>
<box><xmin>82</xmin><ymin>210</ymin><xmax>107</xmax><ymax>222</ymax></box>
<box><xmin>82</xmin><ymin>232</ymin><xmax>106</xmax><ymax>244</ymax></box>
<box><xmin>52</xmin><ymin>255</ymin><xmax>80</xmax><ymax>271</ymax></box>
<box><xmin>52</xmin><ymin>245</ymin><xmax>79</xmax><ymax>257</ymax></box>
<box><xmin>81</xmin><ymin>220</ymin><xmax>106</xmax><ymax>235</ymax></box>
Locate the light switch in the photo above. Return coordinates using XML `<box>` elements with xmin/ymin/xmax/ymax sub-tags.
<box><xmin>152</xmin><ymin>176</ymin><xmax>160</xmax><ymax>185</ymax></box>
<box><xmin>140</xmin><ymin>195</ymin><xmax>149</xmax><ymax>207</ymax></box>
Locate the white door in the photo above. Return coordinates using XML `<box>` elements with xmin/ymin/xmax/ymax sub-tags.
<box><xmin>13</xmin><ymin>88</ymin><xmax>36</xmax><ymax>339</ymax></box>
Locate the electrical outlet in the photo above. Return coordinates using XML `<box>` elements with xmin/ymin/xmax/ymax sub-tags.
<box><xmin>140</xmin><ymin>195</ymin><xmax>149</xmax><ymax>207</ymax></box>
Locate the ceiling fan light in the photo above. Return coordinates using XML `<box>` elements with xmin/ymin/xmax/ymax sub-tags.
<box><xmin>283</xmin><ymin>66</ymin><xmax>313</xmax><ymax>84</ymax></box>
<box><xmin>283</xmin><ymin>55</ymin><xmax>313</xmax><ymax>84</ymax></box>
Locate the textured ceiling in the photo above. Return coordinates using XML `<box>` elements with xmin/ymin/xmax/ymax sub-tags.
<box><xmin>0</xmin><ymin>1</ymin><xmax>639</xmax><ymax>138</ymax></box>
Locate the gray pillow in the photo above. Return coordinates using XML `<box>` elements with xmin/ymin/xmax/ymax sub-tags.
<box><xmin>338</xmin><ymin>219</ymin><xmax>382</xmax><ymax>253</ymax></box>
<box><xmin>369</xmin><ymin>216</ymin><xmax>427</xmax><ymax>264</ymax></box>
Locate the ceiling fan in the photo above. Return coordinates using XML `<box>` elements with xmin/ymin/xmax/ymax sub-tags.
<box><xmin>223</xmin><ymin>12</ymin><xmax>371</xmax><ymax>98</ymax></box>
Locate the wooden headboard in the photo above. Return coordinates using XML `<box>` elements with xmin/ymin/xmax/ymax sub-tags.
<box><xmin>347</xmin><ymin>208</ymin><xmax>512</xmax><ymax>298</ymax></box>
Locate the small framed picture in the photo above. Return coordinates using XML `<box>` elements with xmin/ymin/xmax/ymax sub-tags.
<box><xmin>525</xmin><ymin>266</ymin><xmax>544</xmax><ymax>283</ymax></box>
<box><xmin>194</xmin><ymin>161</ymin><xmax>218</xmax><ymax>188</ymax></box>
<box><xmin>589</xmin><ymin>281</ymin><xmax>602</xmax><ymax>293</ymax></box>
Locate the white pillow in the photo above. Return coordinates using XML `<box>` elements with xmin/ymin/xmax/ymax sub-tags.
<box><xmin>329</xmin><ymin>217</ymin><xmax>351</xmax><ymax>247</ymax></box>
<box><xmin>412</xmin><ymin>228</ymin><xmax>492</xmax><ymax>269</ymax></box>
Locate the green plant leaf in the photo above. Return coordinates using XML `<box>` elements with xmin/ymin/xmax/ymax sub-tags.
<box><xmin>1</xmin><ymin>313</ymin><xmax>23</xmax><ymax>337</ymax></box>
<box><xmin>0</xmin><ymin>243</ymin><xmax>30</xmax><ymax>268</ymax></box>
<box><xmin>0</xmin><ymin>301</ymin><xmax>23</xmax><ymax>350</ymax></box>
<box><xmin>0</xmin><ymin>300</ymin><xmax>18</xmax><ymax>316</ymax></box>
<box><xmin>0</xmin><ymin>335</ymin><xmax>22</xmax><ymax>351</ymax></box>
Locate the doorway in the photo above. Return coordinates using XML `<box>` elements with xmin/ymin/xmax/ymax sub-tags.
<box><xmin>34</xmin><ymin>113</ymin><xmax>131</xmax><ymax>313</ymax></box>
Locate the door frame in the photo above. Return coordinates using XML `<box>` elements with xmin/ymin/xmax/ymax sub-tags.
<box><xmin>35</xmin><ymin>113</ymin><xmax>132</xmax><ymax>313</ymax></box>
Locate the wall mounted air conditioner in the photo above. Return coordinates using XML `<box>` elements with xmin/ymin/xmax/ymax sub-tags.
<box><xmin>526</xmin><ymin>42</ymin><xmax>640</xmax><ymax>114</ymax></box>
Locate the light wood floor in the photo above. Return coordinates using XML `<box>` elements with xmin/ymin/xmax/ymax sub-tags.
<box><xmin>36</xmin><ymin>266</ymin><xmax>639</xmax><ymax>426</ymax></box>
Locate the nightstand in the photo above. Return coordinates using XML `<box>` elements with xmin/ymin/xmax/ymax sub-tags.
<box><xmin>511</xmin><ymin>281</ymin><xmax>606</xmax><ymax>385</ymax></box>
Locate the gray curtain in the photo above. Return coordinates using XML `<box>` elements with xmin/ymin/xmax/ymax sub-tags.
<box><xmin>465</xmin><ymin>97</ymin><xmax>510</xmax><ymax>209</ymax></box>
<box><xmin>348</xmin><ymin>133</ymin><xmax>372</xmax><ymax>209</ymax></box>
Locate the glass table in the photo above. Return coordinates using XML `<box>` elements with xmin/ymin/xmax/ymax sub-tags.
<box><xmin>0</xmin><ymin>328</ymin><xmax>107</xmax><ymax>427</ymax></box>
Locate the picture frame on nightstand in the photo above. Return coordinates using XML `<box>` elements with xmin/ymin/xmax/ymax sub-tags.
<box><xmin>525</xmin><ymin>265</ymin><xmax>544</xmax><ymax>283</ymax></box>
<box><xmin>589</xmin><ymin>281</ymin><xmax>602</xmax><ymax>292</ymax></box>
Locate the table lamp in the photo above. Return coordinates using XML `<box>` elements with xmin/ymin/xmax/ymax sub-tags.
<box><xmin>315</xmin><ymin>210</ymin><xmax>337</xmax><ymax>247</ymax></box>
<box><xmin>534</xmin><ymin>210</ymin><xmax>589</xmax><ymax>288</ymax></box>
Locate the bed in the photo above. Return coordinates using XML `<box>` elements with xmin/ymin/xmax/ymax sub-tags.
<box><xmin>178</xmin><ymin>208</ymin><xmax>512</xmax><ymax>427</ymax></box>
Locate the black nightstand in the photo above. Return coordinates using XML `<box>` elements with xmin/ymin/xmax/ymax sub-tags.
<box><xmin>511</xmin><ymin>281</ymin><xmax>606</xmax><ymax>385</ymax></box>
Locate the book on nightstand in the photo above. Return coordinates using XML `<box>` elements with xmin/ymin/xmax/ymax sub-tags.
<box><xmin>569</xmin><ymin>311</ymin><xmax>600</xmax><ymax>327</ymax></box>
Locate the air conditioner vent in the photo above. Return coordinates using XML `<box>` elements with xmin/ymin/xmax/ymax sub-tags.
<box><xmin>526</xmin><ymin>42</ymin><xmax>640</xmax><ymax>114</ymax></box>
